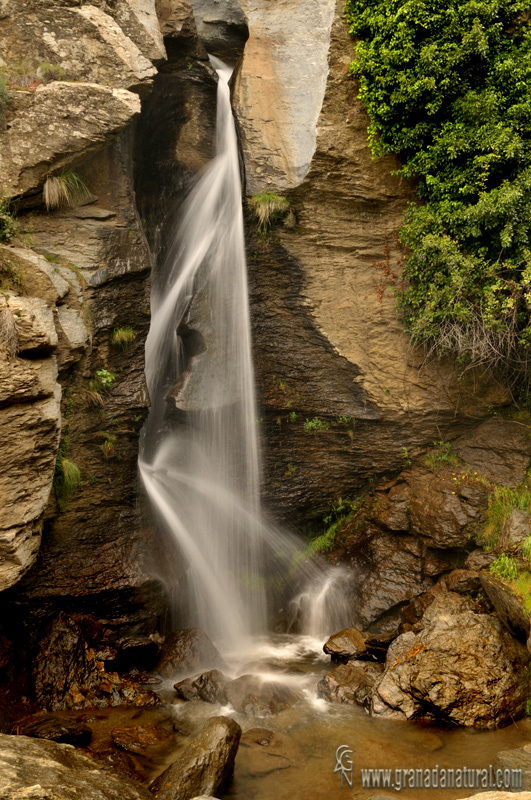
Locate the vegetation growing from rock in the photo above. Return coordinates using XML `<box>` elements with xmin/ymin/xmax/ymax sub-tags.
<box><xmin>0</xmin><ymin>195</ymin><xmax>16</xmax><ymax>243</ymax></box>
<box><xmin>0</xmin><ymin>77</ymin><xmax>8</xmax><ymax>123</ymax></box>
<box><xmin>110</xmin><ymin>326</ymin><xmax>136</xmax><ymax>349</ymax></box>
<box><xmin>308</xmin><ymin>497</ymin><xmax>361</xmax><ymax>553</ymax></box>
<box><xmin>53</xmin><ymin>437</ymin><xmax>82</xmax><ymax>509</ymax></box>
<box><xmin>248</xmin><ymin>191</ymin><xmax>294</xmax><ymax>232</ymax></box>
<box><xmin>490</xmin><ymin>553</ymin><xmax>520</xmax><ymax>581</ymax></box>
<box><xmin>303</xmin><ymin>416</ymin><xmax>329</xmax><ymax>432</ymax></box>
<box><xmin>43</xmin><ymin>170</ymin><xmax>91</xmax><ymax>211</ymax></box>
<box><xmin>347</xmin><ymin>0</ymin><xmax>531</xmax><ymax>391</ymax></box>
<box><xmin>482</xmin><ymin>479</ymin><xmax>531</xmax><ymax>545</ymax></box>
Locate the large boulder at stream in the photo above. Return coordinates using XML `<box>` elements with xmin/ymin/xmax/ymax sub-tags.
<box><xmin>317</xmin><ymin>661</ymin><xmax>383</xmax><ymax>708</ymax></box>
<box><xmin>224</xmin><ymin>675</ymin><xmax>301</xmax><ymax>717</ymax></box>
<box><xmin>149</xmin><ymin>716</ymin><xmax>241</xmax><ymax>800</ymax></box>
<box><xmin>371</xmin><ymin>593</ymin><xmax>530</xmax><ymax>727</ymax></box>
<box><xmin>0</xmin><ymin>732</ymin><xmax>152</xmax><ymax>800</ymax></box>
<box><xmin>156</xmin><ymin>628</ymin><xmax>225</xmax><ymax>677</ymax></box>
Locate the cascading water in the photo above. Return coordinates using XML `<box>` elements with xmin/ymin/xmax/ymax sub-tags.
<box><xmin>139</xmin><ymin>55</ymin><xmax>353</xmax><ymax>656</ymax></box>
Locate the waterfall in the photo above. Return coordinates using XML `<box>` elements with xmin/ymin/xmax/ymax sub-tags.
<box><xmin>139</xmin><ymin>56</ymin><xmax>354</xmax><ymax>652</ymax></box>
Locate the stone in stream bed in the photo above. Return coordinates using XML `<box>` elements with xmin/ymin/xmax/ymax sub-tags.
<box><xmin>18</xmin><ymin>715</ymin><xmax>92</xmax><ymax>746</ymax></box>
<box><xmin>156</xmin><ymin>628</ymin><xmax>225</xmax><ymax>678</ymax></box>
<box><xmin>494</xmin><ymin>744</ymin><xmax>531</xmax><ymax>790</ymax></box>
<box><xmin>224</xmin><ymin>675</ymin><xmax>301</xmax><ymax>716</ymax></box>
<box><xmin>149</xmin><ymin>716</ymin><xmax>241</xmax><ymax>800</ymax></box>
<box><xmin>174</xmin><ymin>669</ymin><xmax>231</xmax><ymax>704</ymax></box>
<box><xmin>0</xmin><ymin>732</ymin><xmax>152</xmax><ymax>799</ymax></box>
<box><xmin>237</xmin><ymin>727</ymin><xmax>304</xmax><ymax>776</ymax></box>
<box><xmin>317</xmin><ymin>661</ymin><xmax>383</xmax><ymax>708</ymax></box>
<box><xmin>323</xmin><ymin>627</ymin><xmax>368</xmax><ymax>660</ymax></box>
<box><xmin>111</xmin><ymin>723</ymin><xmax>173</xmax><ymax>755</ymax></box>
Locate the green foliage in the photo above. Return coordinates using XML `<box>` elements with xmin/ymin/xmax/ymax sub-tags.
<box><xmin>514</xmin><ymin>569</ymin><xmax>531</xmax><ymax>613</ymax></box>
<box><xmin>96</xmin><ymin>430</ymin><xmax>117</xmax><ymax>459</ymax></box>
<box><xmin>53</xmin><ymin>437</ymin><xmax>81</xmax><ymax>508</ymax></box>
<box><xmin>303</xmin><ymin>417</ymin><xmax>329</xmax><ymax>432</ymax></box>
<box><xmin>288</xmin><ymin>411</ymin><xmax>297</xmax><ymax>422</ymax></box>
<box><xmin>0</xmin><ymin>195</ymin><xmax>16</xmax><ymax>243</ymax></box>
<box><xmin>93</xmin><ymin>369</ymin><xmax>116</xmax><ymax>390</ymax></box>
<box><xmin>308</xmin><ymin>528</ymin><xmax>337</xmax><ymax>554</ymax></box>
<box><xmin>0</xmin><ymin>252</ymin><xmax>24</xmax><ymax>292</ymax></box>
<box><xmin>37</xmin><ymin>62</ymin><xmax>66</xmax><ymax>82</ymax></box>
<box><xmin>110</xmin><ymin>326</ymin><xmax>136</xmax><ymax>349</ymax></box>
<box><xmin>523</xmin><ymin>535</ymin><xmax>531</xmax><ymax>559</ymax></box>
<box><xmin>489</xmin><ymin>553</ymin><xmax>519</xmax><ymax>581</ymax></box>
<box><xmin>424</xmin><ymin>440</ymin><xmax>460</xmax><ymax>469</ymax></box>
<box><xmin>0</xmin><ymin>76</ymin><xmax>8</xmax><ymax>122</ymax></box>
<box><xmin>43</xmin><ymin>170</ymin><xmax>91</xmax><ymax>211</ymax></box>
<box><xmin>248</xmin><ymin>191</ymin><xmax>293</xmax><ymax>232</ymax></box>
<box><xmin>308</xmin><ymin>497</ymin><xmax>361</xmax><ymax>554</ymax></box>
<box><xmin>346</xmin><ymin>0</ymin><xmax>531</xmax><ymax>388</ymax></box>
<box><xmin>482</xmin><ymin>480</ymin><xmax>531</xmax><ymax>545</ymax></box>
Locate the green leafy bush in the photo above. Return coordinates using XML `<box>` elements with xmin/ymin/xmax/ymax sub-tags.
<box><xmin>489</xmin><ymin>553</ymin><xmax>519</xmax><ymax>581</ymax></box>
<box><xmin>303</xmin><ymin>417</ymin><xmax>329</xmax><ymax>432</ymax></box>
<box><xmin>110</xmin><ymin>326</ymin><xmax>136</xmax><ymax>349</ymax></box>
<box><xmin>347</xmin><ymin>0</ymin><xmax>531</xmax><ymax>389</ymax></box>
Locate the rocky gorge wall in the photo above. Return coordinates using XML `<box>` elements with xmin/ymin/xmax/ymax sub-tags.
<box><xmin>0</xmin><ymin>0</ymin><xmax>528</xmax><ymax>727</ymax></box>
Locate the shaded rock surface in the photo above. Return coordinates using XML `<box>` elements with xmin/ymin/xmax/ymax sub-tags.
<box><xmin>323</xmin><ymin>627</ymin><xmax>367</xmax><ymax>661</ymax></box>
<box><xmin>317</xmin><ymin>660</ymin><xmax>383</xmax><ymax>708</ymax></box>
<box><xmin>225</xmin><ymin>675</ymin><xmax>301</xmax><ymax>717</ymax></box>
<box><xmin>150</xmin><ymin>716</ymin><xmax>241</xmax><ymax>800</ymax></box>
<box><xmin>18</xmin><ymin>716</ymin><xmax>92</xmax><ymax>746</ymax></box>
<box><xmin>111</xmin><ymin>723</ymin><xmax>172</xmax><ymax>755</ymax></box>
<box><xmin>372</xmin><ymin>594</ymin><xmax>530</xmax><ymax>727</ymax></box>
<box><xmin>34</xmin><ymin>613</ymin><xmax>160</xmax><ymax>711</ymax></box>
<box><xmin>0</xmin><ymin>732</ymin><xmax>152</xmax><ymax>799</ymax></box>
<box><xmin>237</xmin><ymin>727</ymin><xmax>303</xmax><ymax>776</ymax></box>
<box><xmin>157</xmin><ymin>628</ymin><xmax>224</xmax><ymax>677</ymax></box>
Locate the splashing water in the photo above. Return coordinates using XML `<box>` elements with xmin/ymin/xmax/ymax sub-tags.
<box><xmin>139</xmin><ymin>56</ymin><xmax>353</xmax><ymax>654</ymax></box>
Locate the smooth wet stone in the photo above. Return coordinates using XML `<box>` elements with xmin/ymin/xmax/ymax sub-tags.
<box><xmin>317</xmin><ymin>660</ymin><xmax>383</xmax><ymax>708</ymax></box>
<box><xmin>19</xmin><ymin>716</ymin><xmax>92</xmax><ymax>746</ymax></box>
<box><xmin>149</xmin><ymin>716</ymin><xmax>241</xmax><ymax>800</ymax></box>
<box><xmin>225</xmin><ymin>675</ymin><xmax>301</xmax><ymax>716</ymax></box>
<box><xmin>157</xmin><ymin>628</ymin><xmax>225</xmax><ymax>678</ymax></box>
<box><xmin>111</xmin><ymin>723</ymin><xmax>173</xmax><ymax>755</ymax></box>
<box><xmin>323</xmin><ymin>627</ymin><xmax>367</xmax><ymax>661</ymax></box>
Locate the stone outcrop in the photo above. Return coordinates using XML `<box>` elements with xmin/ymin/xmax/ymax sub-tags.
<box><xmin>371</xmin><ymin>594</ymin><xmax>530</xmax><ymax>727</ymax></box>
<box><xmin>317</xmin><ymin>660</ymin><xmax>383</xmax><ymax>708</ymax></box>
<box><xmin>0</xmin><ymin>733</ymin><xmax>152</xmax><ymax>800</ymax></box>
<box><xmin>233</xmin><ymin>0</ymin><xmax>511</xmax><ymax>521</ymax></box>
<box><xmin>150</xmin><ymin>716</ymin><xmax>241</xmax><ymax>800</ymax></box>
<box><xmin>156</xmin><ymin>628</ymin><xmax>225</xmax><ymax>677</ymax></box>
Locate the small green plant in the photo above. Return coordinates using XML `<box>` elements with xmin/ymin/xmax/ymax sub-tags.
<box><xmin>248</xmin><ymin>191</ymin><xmax>294</xmax><ymax>233</ymax></box>
<box><xmin>401</xmin><ymin>447</ymin><xmax>412</xmax><ymax>466</ymax></box>
<box><xmin>96</xmin><ymin>430</ymin><xmax>117</xmax><ymax>460</ymax></box>
<box><xmin>489</xmin><ymin>554</ymin><xmax>519</xmax><ymax>582</ymax></box>
<box><xmin>43</xmin><ymin>170</ymin><xmax>91</xmax><ymax>211</ymax></box>
<box><xmin>284</xmin><ymin>463</ymin><xmax>296</xmax><ymax>477</ymax></box>
<box><xmin>37</xmin><ymin>62</ymin><xmax>66</xmax><ymax>82</ymax></box>
<box><xmin>526</xmin><ymin>696</ymin><xmax>531</xmax><ymax>716</ymax></box>
<box><xmin>110</xmin><ymin>326</ymin><xmax>136</xmax><ymax>349</ymax></box>
<box><xmin>523</xmin><ymin>537</ymin><xmax>531</xmax><ymax>561</ymax></box>
<box><xmin>53</xmin><ymin>437</ymin><xmax>82</xmax><ymax>509</ymax></box>
<box><xmin>334</xmin><ymin>416</ymin><xmax>356</xmax><ymax>426</ymax></box>
<box><xmin>93</xmin><ymin>369</ymin><xmax>116</xmax><ymax>390</ymax></box>
<box><xmin>288</xmin><ymin>411</ymin><xmax>297</xmax><ymax>422</ymax></box>
<box><xmin>424</xmin><ymin>440</ymin><xmax>460</xmax><ymax>470</ymax></box>
<box><xmin>308</xmin><ymin>529</ymin><xmax>337</xmax><ymax>554</ymax></box>
<box><xmin>304</xmin><ymin>417</ymin><xmax>329</xmax><ymax>432</ymax></box>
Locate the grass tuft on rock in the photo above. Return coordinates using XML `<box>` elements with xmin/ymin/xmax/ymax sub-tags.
<box><xmin>43</xmin><ymin>170</ymin><xmax>91</xmax><ymax>211</ymax></box>
<box><xmin>110</xmin><ymin>326</ymin><xmax>136</xmax><ymax>349</ymax></box>
<box><xmin>248</xmin><ymin>191</ymin><xmax>292</xmax><ymax>233</ymax></box>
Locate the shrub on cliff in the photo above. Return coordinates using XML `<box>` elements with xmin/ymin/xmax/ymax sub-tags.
<box><xmin>347</xmin><ymin>0</ymin><xmax>531</xmax><ymax>390</ymax></box>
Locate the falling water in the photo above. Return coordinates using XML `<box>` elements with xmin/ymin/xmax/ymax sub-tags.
<box><xmin>139</xmin><ymin>56</ymin><xmax>353</xmax><ymax>653</ymax></box>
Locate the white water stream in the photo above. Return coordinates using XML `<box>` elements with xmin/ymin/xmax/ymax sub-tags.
<box><xmin>139</xmin><ymin>56</ymin><xmax>352</xmax><ymax>657</ymax></box>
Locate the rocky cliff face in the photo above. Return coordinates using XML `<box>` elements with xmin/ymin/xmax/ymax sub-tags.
<box><xmin>234</xmin><ymin>0</ymin><xmax>509</xmax><ymax>523</ymax></box>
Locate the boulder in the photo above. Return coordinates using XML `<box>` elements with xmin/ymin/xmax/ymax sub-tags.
<box><xmin>18</xmin><ymin>716</ymin><xmax>92</xmax><ymax>746</ymax></box>
<box><xmin>174</xmin><ymin>669</ymin><xmax>230</xmax><ymax>704</ymax></box>
<box><xmin>0</xmin><ymin>733</ymin><xmax>152</xmax><ymax>799</ymax></box>
<box><xmin>494</xmin><ymin>745</ymin><xmax>531</xmax><ymax>791</ymax></box>
<box><xmin>149</xmin><ymin>716</ymin><xmax>241</xmax><ymax>800</ymax></box>
<box><xmin>480</xmin><ymin>573</ymin><xmax>531</xmax><ymax>642</ymax></box>
<box><xmin>225</xmin><ymin>675</ymin><xmax>301</xmax><ymax>716</ymax></box>
<box><xmin>323</xmin><ymin>627</ymin><xmax>367</xmax><ymax>661</ymax></box>
<box><xmin>317</xmin><ymin>661</ymin><xmax>383</xmax><ymax>708</ymax></box>
<box><xmin>500</xmin><ymin>509</ymin><xmax>531</xmax><ymax>548</ymax></box>
<box><xmin>156</xmin><ymin>628</ymin><xmax>225</xmax><ymax>677</ymax></box>
<box><xmin>372</xmin><ymin>593</ymin><xmax>530</xmax><ymax>727</ymax></box>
